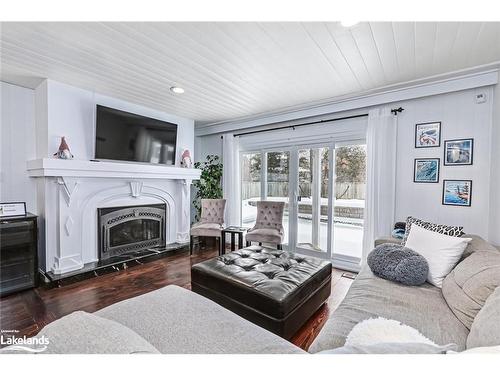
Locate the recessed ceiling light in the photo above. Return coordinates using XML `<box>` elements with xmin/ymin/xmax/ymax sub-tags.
<box><xmin>170</xmin><ymin>86</ymin><xmax>185</xmax><ymax>94</ymax></box>
<box><xmin>340</xmin><ymin>21</ymin><xmax>359</xmax><ymax>28</ymax></box>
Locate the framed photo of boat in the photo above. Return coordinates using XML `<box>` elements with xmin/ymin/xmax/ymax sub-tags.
<box><xmin>442</xmin><ymin>180</ymin><xmax>472</xmax><ymax>207</ymax></box>
<box><xmin>415</xmin><ymin>122</ymin><xmax>441</xmax><ymax>148</ymax></box>
<box><xmin>414</xmin><ymin>158</ymin><xmax>440</xmax><ymax>183</ymax></box>
<box><xmin>444</xmin><ymin>138</ymin><xmax>473</xmax><ymax>166</ymax></box>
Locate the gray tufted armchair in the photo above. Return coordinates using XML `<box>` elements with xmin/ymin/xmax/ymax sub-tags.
<box><xmin>190</xmin><ymin>199</ymin><xmax>226</xmax><ymax>256</ymax></box>
<box><xmin>245</xmin><ymin>201</ymin><xmax>285</xmax><ymax>249</ymax></box>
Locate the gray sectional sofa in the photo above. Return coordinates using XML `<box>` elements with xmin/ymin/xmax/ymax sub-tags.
<box><xmin>5</xmin><ymin>283</ymin><xmax>304</xmax><ymax>354</ymax></box>
<box><xmin>5</xmin><ymin>234</ymin><xmax>499</xmax><ymax>354</ymax></box>
<box><xmin>310</xmin><ymin>234</ymin><xmax>500</xmax><ymax>353</ymax></box>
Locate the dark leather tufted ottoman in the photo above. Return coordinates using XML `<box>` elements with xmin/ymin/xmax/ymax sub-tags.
<box><xmin>191</xmin><ymin>245</ymin><xmax>332</xmax><ymax>339</ymax></box>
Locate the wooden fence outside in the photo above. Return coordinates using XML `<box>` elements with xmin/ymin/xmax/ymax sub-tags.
<box><xmin>241</xmin><ymin>181</ymin><xmax>365</xmax><ymax>200</ymax></box>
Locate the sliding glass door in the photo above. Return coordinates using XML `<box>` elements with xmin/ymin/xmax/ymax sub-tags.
<box><xmin>240</xmin><ymin>152</ymin><xmax>261</xmax><ymax>228</ymax></box>
<box><xmin>240</xmin><ymin>140</ymin><xmax>366</xmax><ymax>269</ymax></box>
<box><xmin>332</xmin><ymin>142</ymin><xmax>366</xmax><ymax>264</ymax></box>
<box><xmin>295</xmin><ymin>147</ymin><xmax>331</xmax><ymax>255</ymax></box>
<box><xmin>266</xmin><ymin>151</ymin><xmax>290</xmax><ymax>247</ymax></box>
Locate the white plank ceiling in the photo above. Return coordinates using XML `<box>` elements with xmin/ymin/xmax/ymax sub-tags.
<box><xmin>1</xmin><ymin>22</ymin><xmax>499</xmax><ymax>125</ymax></box>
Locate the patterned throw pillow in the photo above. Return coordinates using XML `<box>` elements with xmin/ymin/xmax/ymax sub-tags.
<box><xmin>401</xmin><ymin>216</ymin><xmax>464</xmax><ymax>245</ymax></box>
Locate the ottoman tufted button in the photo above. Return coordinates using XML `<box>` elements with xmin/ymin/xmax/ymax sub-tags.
<box><xmin>261</xmin><ymin>271</ymin><xmax>275</xmax><ymax>279</ymax></box>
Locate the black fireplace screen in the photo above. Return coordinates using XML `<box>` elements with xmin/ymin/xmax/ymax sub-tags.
<box><xmin>98</xmin><ymin>203</ymin><xmax>166</xmax><ymax>260</ymax></box>
<box><xmin>109</xmin><ymin>219</ymin><xmax>161</xmax><ymax>248</ymax></box>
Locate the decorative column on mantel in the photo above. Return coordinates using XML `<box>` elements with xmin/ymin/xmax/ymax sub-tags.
<box><xmin>177</xmin><ymin>179</ymin><xmax>192</xmax><ymax>243</ymax></box>
<box><xmin>53</xmin><ymin>176</ymin><xmax>83</xmax><ymax>274</ymax></box>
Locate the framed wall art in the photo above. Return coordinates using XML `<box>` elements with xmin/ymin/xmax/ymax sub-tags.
<box><xmin>444</xmin><ymin>138</ymin><xmax>473</xmax><ymax>166</ymax></box>
<box><xmin>442</xmin><ymin>180</ymin><xmax>472</xmax><ymax>207</ymax></box>
<box><xmin>415</xmin><ymin>122</ymin><xmax>441</xmax><ymax>148</ymax></box>
<box><xmin>414</xmin><ymin>158</ymin><xmax>440</xmax><ymax>183</ymax></box>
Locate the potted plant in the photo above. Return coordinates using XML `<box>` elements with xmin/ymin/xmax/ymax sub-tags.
<box><xmin>192</xmin><ymin>155</ymin><xmax>223</xmax><ymax>222</ymax></box>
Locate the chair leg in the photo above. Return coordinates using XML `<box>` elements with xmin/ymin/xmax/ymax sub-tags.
<box><xmin>219</xmin><ymin>236</ymin><xmax>224</xmax><ymax>256</ymax></box>
<box><xmin>277</xmin><ymin>244</ymin><xmax>282</xmax><ymax>250</ymax></box>
<box><xmin>246</xmin><ymin>241</ymin><xmax>251</xmax><ymax>247</ymax></box>
<box><xmin>190</xmin><ymin>236</ymin><xmax>194</xmax><ymax>255</ymax></box>
<box><xmin>258</xmin><ymin>242</ymin><xmax>262</xmax><ymax>246</ymax></box>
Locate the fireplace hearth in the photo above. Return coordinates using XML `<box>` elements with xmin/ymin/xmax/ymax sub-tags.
<box><xmin>98</xmin><ymin>204</ymin><xmax>166</xmax><ymax>260</ymax></box>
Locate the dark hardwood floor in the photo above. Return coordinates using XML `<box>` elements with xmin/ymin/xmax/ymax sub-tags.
<box><xmin>0</xmin><ymin>244</ymin><xmax>353</xmax><ymax>351</ymax></box>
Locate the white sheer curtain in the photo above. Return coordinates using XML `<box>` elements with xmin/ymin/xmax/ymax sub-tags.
<box><xmin>362</xmin><ymin>107</ymin><xmax>398</xmax><ymax>263</ymax></box>
<box><xmin>222</xmin><ymin>133</ymin><xmax>241</xmax><ymax>226</ymax></box>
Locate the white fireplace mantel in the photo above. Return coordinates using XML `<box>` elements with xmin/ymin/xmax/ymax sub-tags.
<box><xmin>27</xmin><ymin>158</ymin><xmax>201</xmax><ymax>180</ymax></box>
<box><xmin>28</xmin><ymin>158</ymin><xmax>201</xmax><ymax>275</ymax></box>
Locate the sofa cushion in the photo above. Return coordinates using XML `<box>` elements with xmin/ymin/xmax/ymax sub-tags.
<box><xmin>374</xmin><ymin>236</ymin><xmax>401</xmax><ymax>247</ymax></box>
<box><xmin>442</xmin><ymin>250</ymin><xmax>500</xmax><ymax>329</ymax></box>
<box><xmin>367</xmin><ymin>243</ymin><xmax>428</xmax><ymax>286</ymax></box>
<box><xmin>401</xmin><ymin>216</ymin><xmax>464</xmax><ymax>246</ymax></box>
<box><xmin>308</xmin><ymin>267</ymin><xmax>469</xmax><ymax>353</ymax></box>
<box><xmin>246</xmin><ymin>228</ymin><xmax>283</xmax><ymax>244</ymax></box>
<box><xmin>35</xmin><ymin>311</ymin><xmax>159</xmax><ymax>354</ymax></box>
<box><xmin>190</xmin><ymin>222</ymin><xmax>222</xmax><ymax>237</ymax></box>
<box><xmin>96</xmin><ymin>284</ymin><xmax>304</xmax><ymax>354</ymax></box>
<box><xmin>466</xmin><ymin>287</ymin><xmax>500</xmax><ymax>349</ymax></box>
<box><xmin>461</xmin><ymin>234</ymin><xmax>498</xmax><ymax>259</ymax></box>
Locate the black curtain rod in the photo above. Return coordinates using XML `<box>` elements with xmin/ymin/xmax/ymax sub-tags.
<box><xmin>227</xmin><ymin>107</ymin><xmax>404</xmax><ymax>138</ymax></box>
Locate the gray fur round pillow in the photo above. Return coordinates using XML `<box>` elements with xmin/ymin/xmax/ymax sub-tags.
<box><xmin>367</xmin><ymin>243</ymin><xmax>429</xmax><ymax>286</ymax></box>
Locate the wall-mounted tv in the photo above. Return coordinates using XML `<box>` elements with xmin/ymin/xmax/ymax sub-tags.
<box><xmin>95</xmin><ymin>105</ymin><xmax>178</xmax><ymax>165</ymax></box>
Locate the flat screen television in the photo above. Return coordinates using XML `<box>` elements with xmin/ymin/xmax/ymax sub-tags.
<box><xmin>95</xmin><ymin>105</ymin><xmax>178</xmax><ymax>165</ymax></box>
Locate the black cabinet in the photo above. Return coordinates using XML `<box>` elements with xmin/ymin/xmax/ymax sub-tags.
<box><xmin>0</xmin><ymin>213</ymin><xmax>38</xmax><ymax>296</ymax></box>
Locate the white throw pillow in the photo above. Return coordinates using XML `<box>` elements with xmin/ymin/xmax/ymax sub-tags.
<box><xmin>346</xmin><ymin>317</ymin><xmax>438</xmax><ymax>346</ymax></box>
<box><xmin>405</xmin><ymin>224</ymin><xmax>471</xmax><ymax>288</ymax></box>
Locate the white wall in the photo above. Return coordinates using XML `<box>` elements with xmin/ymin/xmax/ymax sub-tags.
<box><xmin>489</xmin><ymin>83</ymin><xmax>500</xmax><ymax>245</ymax></box>
<box><xmin>191</xmin><ymin>134</ymin><xmax>222</xmax><ymax>221</ymax></box>
<box><xmin>196</xmin><ymin>85</ymin><xmax>497</xmax><ymax>242</ymax></box>
<box><xmin>0</xmin><ymin>82</ymin><xmax>37</xmax><ymax>213</ymax></box>
<box><xmin>36</xmin><ymin>80</ymin><xmax>195</xmax><ymax>165</ymax></box>
<box><xmin>194</xmin><ymin>133</ymin><xmax>222</xmax><ymax>162</ymax></box>
<box><xmin>394</xmin><ymin>87</ymin><xmax>494</xmax><ymax>240</ymax></box>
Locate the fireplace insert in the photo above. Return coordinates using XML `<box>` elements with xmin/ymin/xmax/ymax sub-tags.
<box><xmin>98</xmin><ymin>203</ymin><xmax>166</xmax><ymax>260</ymax></box>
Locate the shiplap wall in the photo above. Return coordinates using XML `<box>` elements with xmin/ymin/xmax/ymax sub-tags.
<box><xmin>0</xmin><ymin>82</ymin><xmax>37</xmax><ymax>213</ymax></box>
<box><xmin>489</xmin><ymin>83</ymin><xmax>500</xmax><ymax>245</ymax></box>
<box><xmin>394</xmin><ymin>87</ymin><xmax>494</xmax><ymax>240</ymax></box>
<box><xmin>196</xmin><ymin>86</ymin><xmax>498</xmax><ymax>243</ymax></box>
<box><xmin>34</xmin><ymin>80</ymin><xmax>195</xmax><ymax>165</ymax></box>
